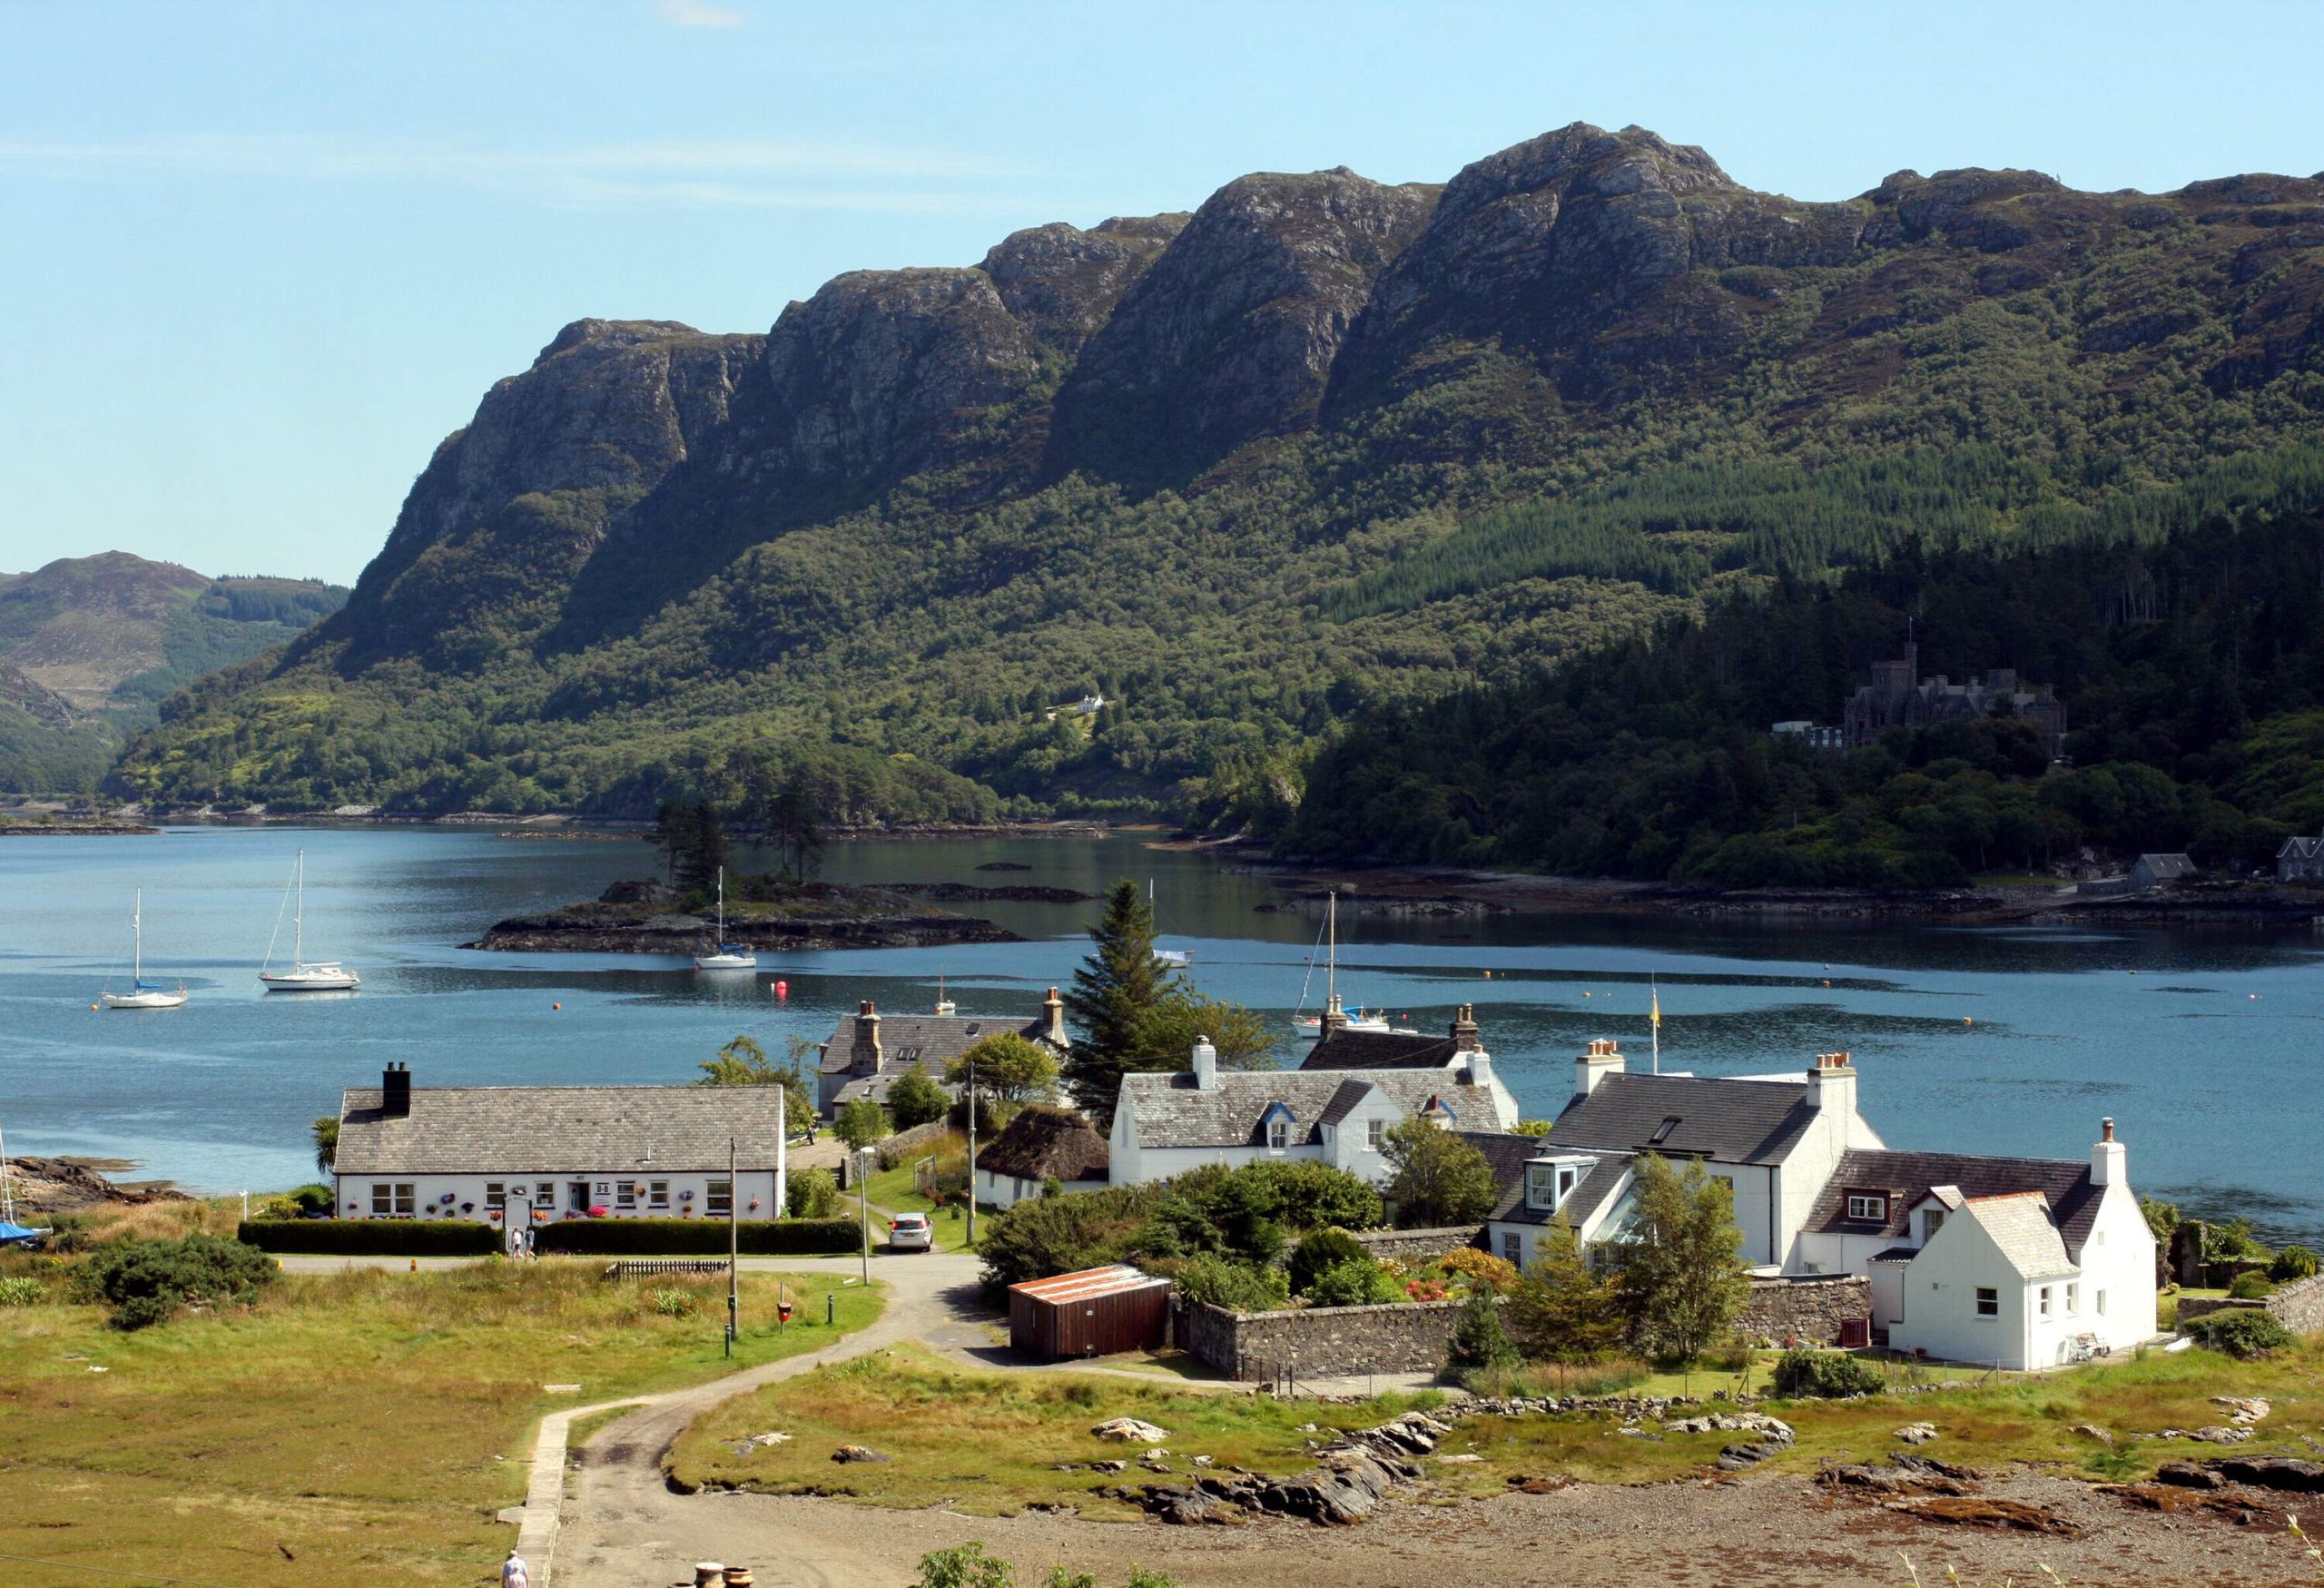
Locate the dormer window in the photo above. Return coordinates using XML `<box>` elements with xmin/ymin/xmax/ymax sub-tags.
<box><xmin>1525</xmin><ymin>1156</ymin><xmax>1595</xmax><ymax>1213</ymax></box>
<box><xmin>1268</xmin><ymin>1119</ymin><xmax>1289</xmax><ymax>1149</ymax></box>
<box><xmin>1922</xmin><ymin>1207</ymin><xmax>1945</xmax><ymax>1241</ymax></box>
<box><xmin>1845</xmin><ymin>1192</ymin><xmax>1888</xmax><ymax>1223</ymax></box>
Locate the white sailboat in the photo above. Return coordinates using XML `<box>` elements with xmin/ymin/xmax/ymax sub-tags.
<box><xmin>1294</xmin><ymin>892</ymin><xmax>1391</xmax><ymax>1034</ymax></box>
<box><xmin>100</xmin><ymin>889</ymin><xmax>188</xmax><ymax>1009</ymax></box>
<box><xmin>260</xmin><ymin>849</ymin><xmax>360</xmax><ymax>991</ymax></box>
<box><xmin>693</xmin><ymin>868</ymin><xmax>757</xmax><ymax>971</ymax></box>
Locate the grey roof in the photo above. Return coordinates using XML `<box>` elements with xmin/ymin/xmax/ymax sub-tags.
<box><xmin>1466</xmin><ymin>1131</ymin><xmax>1632</xmax><ymax>1228</ymax></box>
<box><xmin>1807</xmin><ymin>1148</ymin><xmax>2102</xmax><ymax>1259</ymax></box>
<box><xmin>1965</xmin><ymin>1193</ymin><xmax>2078</xmax><ymax>1279</ymax></box>
<box><xmin>1119</xmin><ymin>1067</ymin><xmax>1503</xmax><ymax>1149</ymax></box>
<box><xmin>975</xmin><ymin>1106</ymin><xmax>1109</xmax><ymax>1184</ymax></box>
<box><xmin>827</xmin><ymin>1070</ymin><xmax>963</xmax><ymax>1112</ymax></box>
<box><xmin>2134</xmin><ymin>853</ymin><xmax>2196</xmax><ymax>879</ymax></box>
<box><xmin>818</xmin><ymin>1011</ymin><xmax>1057</xmax><ymax>1076</ymax></box>
<box><xmin>2280</xmin><ymin>836</ymin><xmax>2324</xmax><ymax>859</ymax></box>
<box><xmin>338</xmin><ymin>1085</ymin><xmax>785</xmax><ymax>1175</ymax></box>
<box><xmin>1548</xmin><ymin>1072</ymin><xmax>1820</xmax><ymax>1166</ymax></box>
<box><xmin>1299</xmin><ymin>1027</ymin><xmax>1460</xmax><ymax>1072</ymax></box>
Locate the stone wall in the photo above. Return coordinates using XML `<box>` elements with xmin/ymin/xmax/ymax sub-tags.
<box><xmin>1348</xmin><ymin>1225</ymin><xmax>1485</xmax><ymax>1264</ymax></box>
<box><xmin>1735</xmin><ymin>1276</ymin><xmax>1871</xmax><ymax>1346</ymax></box>
<box><xmin>2180</xmin><ymin>1273</ymin><xmax>2324</xmax><ymax>1334</ymax></box>
<box><xmin>1177</xmin><ymin>1296</ymin><xmax>1469</xmax><ymax>1380</ymax></box>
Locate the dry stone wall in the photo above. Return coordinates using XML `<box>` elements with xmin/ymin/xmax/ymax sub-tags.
<box><xmin>1348</xmin><ymin>1225</ymin><xmax>1485</xmax><ymax>1264</ymax></box>
<box><xmin>1178</xmin><ymin>1296</ymin><xmax>1467</xmax><ymax>1380</ymax></box>
<box><xmin>2180</xmin><ymin>1274</ymin><xmax>2324</xmax><ymax>1333</ymax></box>
<box><xmin>1736</xmin><ymin>1276</ymin><xmax>1871</xmax><ymax>1346</ymax></box>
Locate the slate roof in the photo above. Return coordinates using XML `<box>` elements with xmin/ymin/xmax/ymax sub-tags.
<box><xmin>826</xmin><ymin>1070</ymin><xmax>962</xmax><ymax>1113</ymax></box>
<box><xmin>976</xmin><ymin>1106</ymin><xmax>1109</xmax><ymax>1184</ymax></box>
<box><xmin>817</xmin><ymin>1011</ymin><xmax>1057</xmax><ymax>1075</ymax></box>
<box><xmin>1965</xmin><ymin>1192</ymin><xmax>2078</xmax><ymax>1279</ymax></box>
<box><xmin>1547</xmin><ymin>1072</ymin><xmax>1820</xmax><ymax>1165</ymax></box>
<box><xmin>1464</xmin><ymin>1131</ymin><xmax>1633</xmax><ymax>1228</ymax></box>
<box><xmin>1119</xmin><ymin>1068</ymin><xmax>1505</xmax><ymax>1149</ymax></box>
<box><xmin>1806</xmin><ymin>1148</ymin><xmax>2102</xmax><ymax>1259</ymax></box>
<box><xmin>337</xmin><ymin>1085</ymin><xmax>786</xmax><ymax>1175</ymax></box>
<box><xmin>2133</xmin><ymin>853</ymin><xmax>2196</xmax><ymax>881</ymax></box>
<box><xmin>1299</xmin><ymin>1027</ymin><xmax>1460</xmax><ymax>1071</ymax></box>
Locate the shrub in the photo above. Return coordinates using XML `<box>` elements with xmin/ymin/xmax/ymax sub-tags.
<box><xmin>2230</xmin><ymin>1271</ymin><xmax>2277</xmax><ymax>1300</ymax></box>
<box><xmin>788</xmin><ymin>1167</ymin><xmax>842</xmax><ymax>1219</ymax></box>
<box><xmin>237</xmin><ymin>1218</ymin><xmax>500</xmax><ymax>1256</ymax></box>
<box><xmin>1439</xmin><ymin>1247</ymin><xmax>1520</xmax><ymax>1295</ymax></box>
<box><xmin>533</xmin><ymin>1218</ymin><xmax>862</xmax><ymax>1257</ymax></box>
<box><xmin>2185</xmin><ymin>1308</ymin><xmax>2294</xmax><ymax>1359</ymax></box>
<box><xmin>2270</xmin><ymin>1245</ymin><xmax>2319</xmax><ymax>1283</ymax></box>
<box><xmin>976</xmin><ymin>1182</ymin><xmax>1165</xmax><ymax>1295</ymax></box>
<box><xmin>1287</xmin><ymin>1228</ymin><xmax>1372</xmax><ymax>1296</ymax></box>
<box><xmin>86</xmin><ymin>1235</ymin><xmax>276</xmax><ymax>1330</ymax></box>
<box><xmin>1444</xmin><ymin>1288</ymin><xmax>1521</xmax><ymax>1383</ymax></box>
<box><xmin>650</xmin><ymin>1287</ymin><xmax>694</xmax><ymax>1317</ymax></box>
<box><xmin>0</xmin><ymin>1276</ymin><xmax>42</xmax><ymax>1307</ymax></box>
<box><xmin>1162</xmin><ymin>1252</ymin><xmax>1288</xmax><ymax>1312</ymax></box>
<box><xmin>886</xmin><ymin>1065</ymin><xmax>952</xmax><ymax>1130</ymax></box>
<box><xmin>1304</xmin><ymin>1258</ymin><xmax>1401</xmax><ymax>1308</ymax></box>
<box><xmin>1770</xmin><ymin>1347</ymin><xmax>1885</xmax><ymax>1399</ymax></box>
<box><xmin>1230</xmin><ymin>1159</ymin><xmax>1384</xmax><ymax>1232</ymax></box>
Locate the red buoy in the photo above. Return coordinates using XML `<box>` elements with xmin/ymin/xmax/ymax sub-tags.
<box><xmin>775</xmin><ymin>980</ymin><xmax>788</xmax><ymax>999</ymax></box>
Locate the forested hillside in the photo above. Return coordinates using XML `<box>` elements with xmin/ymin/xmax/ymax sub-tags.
<box><xmin>108</xmin><ymin>124</ymin><xmax>2324</xmax><ymax>820</ymax></box>
<box><xmin>1288</xmin><ymin>502</ymin><xmax>2324</xmax><ymax>886</ymax></box>
<box><xmin>0</xmin><ymin>555</ymin><xmax>343</xmax><ymax>794</ymax></box>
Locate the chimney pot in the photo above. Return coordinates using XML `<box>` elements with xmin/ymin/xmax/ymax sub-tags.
<box><xmin>2102</xmin><ymin>1117</ymin><xmax>2115</xmax><ymax>1142</ymax></box>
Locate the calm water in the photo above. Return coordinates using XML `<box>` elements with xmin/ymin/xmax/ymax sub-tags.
<box><xmin>2</xmin><ymin>827</ymin><xmax>2319</xmax><ymax>1238</ymax></box>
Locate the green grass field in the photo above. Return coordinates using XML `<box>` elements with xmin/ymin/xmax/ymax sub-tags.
<box><xmin>864</xmin><ymin>1133</ymin><xmax>978</xmax><ymax>1252</ymax></box>
<box><xmin>670</xmin><ymin>1336</ymin><xmax>2324</xmax><ymax>1520</ymax></box>
<box><xmin>0</xmin><ymin>1258</ymin><xmax>882</xmax><ymax>1586</ymax></box>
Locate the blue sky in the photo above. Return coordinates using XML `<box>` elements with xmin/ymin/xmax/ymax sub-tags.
<box><xmin>4</xmin><ymin>1</ymin><xmax>2319</xmax><ymax>586</ymax></box>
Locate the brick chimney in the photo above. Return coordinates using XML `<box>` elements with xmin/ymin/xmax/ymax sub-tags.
<box><xmin>849</xmin><ymin>1001</ymin><xmax>883</xmax><ymax>1077</ymax></box>
<box><xmin>1451</xmin><ymin>1003</ymin><xmax>1481</xmax><ymax>1053</ymax></box>
<box><xmin>1042</xmin><ymin>986</ymin><xmax>1067</xmax><ymax>1046</ymax></box>
<box><xmin>1573</xmin><ymin>1038</ymin><xmax>1624</xmax><ymax>1102</ymax></box>
<box><xmin>381</xmin><ymin>1061</ymin><xmax>411</xmax><ymax>1119</ymax></box>
<box><xmin>2092</xmin><ymin>1116</ymin><xmax>2126</xmax><ymax>1187</ymax></box>
<box><xmin>1805</xmin><ymin>1050</ymin><xmax>1856</xmax><ymax>1115</ymax></box>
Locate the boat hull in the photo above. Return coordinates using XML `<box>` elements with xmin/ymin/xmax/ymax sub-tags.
<box><xmin>102</xmin><ymin>990</ymin><xmax>187</xmax><ymax>1010</ymax></box>
<box><xmin>261</xmin><ymin>970</ymin><xmax>360</xmax><ymax>991</ymax></box>
<box><xmin>694</xmin><ymin>954</ymin><xmax>758</xmax><ymax>971</ymax></box>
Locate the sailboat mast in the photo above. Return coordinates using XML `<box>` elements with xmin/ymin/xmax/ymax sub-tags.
<box><xmin>716</xmin><ymin>866</ymin><xmax>724</xmax><ymax>939</ymax></box>
<box><xmin>132</xmin><ymin>888</ymin><xmax>143</xmax><ymax>984</ymax></box>
<box><xmin>292</xmin><ymin>850</ymin><xmax>305</xmax><ymax>967</ymax></box>
<box><xmin>1326</xmin><ymin>892</ymin><xmax>1337</xmax><ymax>1010</ymax></box>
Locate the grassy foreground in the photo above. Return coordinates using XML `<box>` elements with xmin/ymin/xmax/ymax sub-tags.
<box><xmin>0</xmin><ymin>1259</ymin><xmax>882</xmax><ymax>1586</ymax></box>
<box><xmin>672</xmin><ymin>1337</ymin><xmax>2324</xmax><ymax>1521</ymax></box>
<box><xmin>670</xmin><ymin>1345</ymin><xmax>1443</xmax><ymax>1519</ymax></box>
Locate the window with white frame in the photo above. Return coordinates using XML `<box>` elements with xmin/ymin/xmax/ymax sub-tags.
<box><xmin>1366</xmin><ymin>1118</ymin><xmax>1385</xmax><ymax>1150</ymax></box>
<box><xmin>2038</xmin><ymin>1286</ymin><xmax>2052</xmax><ymax>1317</ymax></box>
<box><xmin>707</xmin><ymin>1179</ymin><xmax>733</xmax><ymax>1215</ymax></box>
<box><xmin>1923</xmin><ymin>1207</ymin><xmax>1945</xmax><ymax>1240</ymax></box>
<box><xmin>2066</xmin><ymin>1282</ymin><xmax>2079</xmax><ymax>1315</ymax></box>
<box><xmin>1558</xmin><ymin>1165</ymin><xmax>1581</xmax><ymax>1200</ymax></box>
<box><xmin>536</xmin><ymin>1182</ymin><xmax>554</xmax><ymax>1204</ymax></box>
<box><xmin>616</xmin><ymin>1181</ymin><xmax>637</xmax><ymax>1209</ymax></box>
<box><xmin>649</xmin><ymin>1179</ymin><xmax>670</xmax><ymax>1209</ymax></box>
<box><xmin>1502</xmin><ymin>1232</ymin><xmax>1522</xmax><ymax>1266</ymax></box>
<box><xmin>1526</xmin><ymin>1163</ymin><xmax>1558</xmax><ymax>1210</ymax></box>
<box><xmin>2096</xmin><ymin>1288</ymin><xmax>2107</xmax><ymax>1316</ymax></box>
<box><xmin>392</xmin><ymin>1182</ymin><xmax>414</xmax><ymax>1216</ymax></box>
<box><xmin>485</xmin><ymin>1181</ymin><xmax>506</xmax><ymax>1209</ymax></box>
<box><xmin>370</xmin><ymin>1182</ymin><xmax>393</xmax><ymax>1216</ymax></box>
<box><xmin>1846</xmin><ymin>1192</ymin><xmax>1887</xmax><ymax>1222</ymax></box>
<box><xmin>1974</xmin><ymin>1287</ymin><xmax>1998</xmax><ymax>1317</ymax></box>
<box><xmin>1267</xmin><ymin>1119</ymin><xmax>1289</xmax><ymax>1149</ymax></box>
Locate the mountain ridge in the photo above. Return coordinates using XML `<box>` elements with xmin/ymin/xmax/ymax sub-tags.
<box><xmin>108</xmin><ymin>121</ymin><xmax>2324</xmax><ymax>819</ymax></box>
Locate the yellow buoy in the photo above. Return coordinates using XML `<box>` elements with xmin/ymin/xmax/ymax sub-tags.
<box><xmin>91</xmin><ymin>1003</ymin><xmax>100</xmax><ymax>1011</ymax></box>
<box><xmin>1963</xmin><ymin>1017</ymin><xmax>1973</xmax><ymax>1025</ymax></box>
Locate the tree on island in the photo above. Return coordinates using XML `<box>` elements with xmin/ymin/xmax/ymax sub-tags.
<box><xmin>654</xmin><ymin>796</ymin><xmax>728</xmax><ymax>893</ymax></box>
<box><xmin>734</xmin><ymin>753</ymin><xmax>826</xmax><ymax>881</ymax></box>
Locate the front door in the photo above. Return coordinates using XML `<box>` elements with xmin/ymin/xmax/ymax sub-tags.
<box><xmin>568</xmin><ymin>1181</ymin><xmax>590</xmax><ymax>1213</ymax></box>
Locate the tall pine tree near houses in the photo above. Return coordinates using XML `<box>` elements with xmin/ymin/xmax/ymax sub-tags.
<box><xmin>1062</xmin><ymin>881</ymin><xmax>1177</xmax><ymax>1125</ymax></box>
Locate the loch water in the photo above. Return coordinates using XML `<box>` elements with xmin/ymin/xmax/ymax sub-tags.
<box><xmin>2</xmin><ymin>826</ymin><xmax>2319</xmax><ymax>1238</ymax></box>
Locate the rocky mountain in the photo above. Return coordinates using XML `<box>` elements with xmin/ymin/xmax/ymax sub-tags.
<box><xmin>0</xmin><ymin>553</ymin><xmax>344</xmax><ymax>793</ymax></box>
<box><xmin>111</xmin><ymin>123</ymin><xmax>2324</xmax><ymax>820</ymax></box>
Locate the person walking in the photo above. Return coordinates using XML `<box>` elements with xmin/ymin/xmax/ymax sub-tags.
<box><xmin>501</xmin><ymin>1548</ymin><xmax>529</xmax><ymax>1588</ymax></box>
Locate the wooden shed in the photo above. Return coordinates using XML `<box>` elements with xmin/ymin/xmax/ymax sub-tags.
<box><xmin>1008</xmin><ymin>1264</ymin><xmax>1172</xmax><ymax>1362</ymax></box>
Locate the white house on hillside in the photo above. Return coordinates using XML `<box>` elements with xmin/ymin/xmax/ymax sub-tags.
<box><xmin>1108</xmin><ymin>1036</ymin><xmax>1518</xmax><ymax>1188</ymax></box>
<box><xmin>1478</xmin><ymin>1041</ymin><xmax>2158</xmax><ymax>1368</ymax></box>
<box><xmin>334</xmin><ymin>1063</ymin><xmax>787</xmax><ymax>1225</ymax></box>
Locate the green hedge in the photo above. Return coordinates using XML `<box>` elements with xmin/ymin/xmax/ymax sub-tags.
<box><xmin>237</xmin><ymin>1219</ymin><xmax>502</xmax><ymax>1256</ymax></box>
<box><xmin>532</xmin><ymin>1218</ymin><xmax>863</xmax><ymax>1256</ymax></box>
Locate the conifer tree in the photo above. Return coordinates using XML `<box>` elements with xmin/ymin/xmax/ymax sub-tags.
<box><xmin>1062</xmin><ymin>881</ymin><xmax>1177</xmax><ymax>1121</ymax></box>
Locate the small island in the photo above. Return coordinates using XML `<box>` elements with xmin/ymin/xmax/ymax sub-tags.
<box><xmin>463</xmin><ymin>877</ymin><xmax>1025</xmax><ymax>953</ymax></box>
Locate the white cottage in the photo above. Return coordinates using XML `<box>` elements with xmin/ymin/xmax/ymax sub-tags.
<box><xmin>1108</xmin><ymin>1037</ymin><xmax>1517</xmax><ymax>1188</ymax></box>
<box><xmin>1296</xmin><ymin>1004</ymin><xmax>1525</xmax><ymax>1126</ymax></box>
<box><xmin>333</xmin><ymin>1063</ymin><xmax>787</xmax><ymax>1226</ymax></box>
<box><xmin>1794</xmin><ymin>1122</ymin><xmax>2157</xmax><ymax>1366</ymax></box>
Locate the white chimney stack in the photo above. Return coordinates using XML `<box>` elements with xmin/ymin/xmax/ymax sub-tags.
<box><xmin>1466</xmin><ymin>1048</ymin><xmax>1493</xmax><ymax>1091</ymax></box>
<box><xmin>1190</xmin><ymin>1036</ymin><xmax>1218</xmax><ymax>1091</ymax></box>
<box><xmin>1574</xmin><ymin>1038</ymin><xmax>1624</xmax><ymax>1102</ymax></box>
<box><xmin>2092</xmin><ymin>1116</ymin><xmax>2125</xmax><ymax>1186</ymax></box>
<box><xmin>1804</xmin><ymin>1050</ymin><xmax>1856</xmax><ymax>1114</ymax></box>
